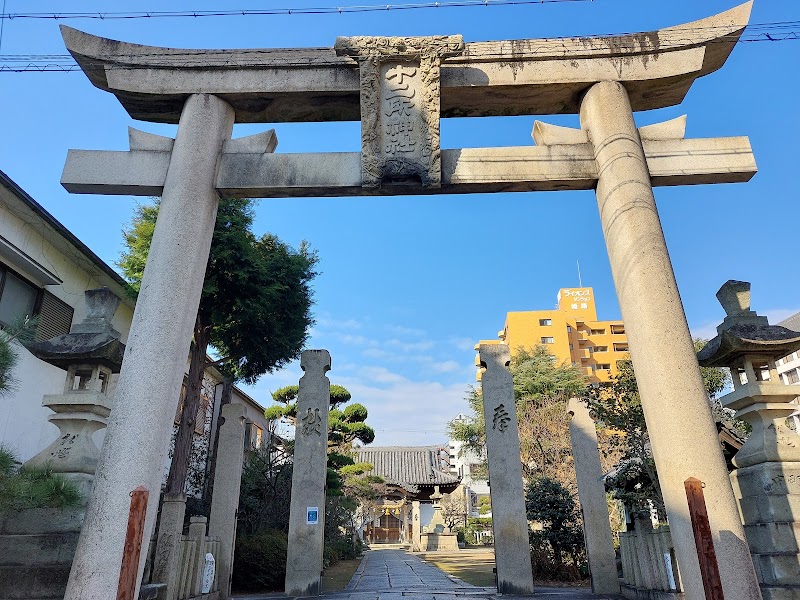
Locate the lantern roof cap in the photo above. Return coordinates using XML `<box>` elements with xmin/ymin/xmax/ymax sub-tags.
<box><xmin>697</xmin><ymin>281</ymin><xmax>800</xmax><ymax>367</ymax></box>
<box><xmin>31</xmin><ymin>288</ymin><xmax>125</xmax><ymax>372</ymax></box>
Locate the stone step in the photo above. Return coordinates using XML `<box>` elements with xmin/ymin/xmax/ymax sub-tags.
<box><xmin>760</xmin><ymin>584</ymin><xmax>800</xmax><ymax>600</ymax></box>
<box><xmin>745</xmin><ymin>522</ymin><xmax>800</xmax><ymax>555</ymax></box>
<box><xmin>0</xmin><ymin>532</ymin><xmax>79</xmax><ymax>566</ymax></box>
<box><xmin>753</xmin><ymin>552</ymin><xmax>800</xmax><ymax>587</ymax></box>
<box><xmin>0</xmin><ymin>508</ymin><xmax>83</xmax><ymax>535</ymax></box>
<box><xmin>0</xmin><ymin>565</ymin><xmax>70</xmax><ymax>599</ymax></box>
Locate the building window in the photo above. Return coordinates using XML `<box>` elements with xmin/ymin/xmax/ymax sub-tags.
<box><xmin>594</xmin><ymin>346</ymin><xmax>608</xmax><ymax>352</ymax></box>
<box><xmin>569</xmin><ymin>343</ymin><xmax>574</xmax><ymax>350</ymax></box>
<box><xmin>590</xmin><ymin>328</ymin><xmax>605</xmax><ymax>335</ymax></box>
<box><xmin>613</xmin><ymin>343</ymin><xmax>629</xmax><ymax>352</ymax></box>
<box><xmin>787</xmin><ymin>369</ymin><xmax>800</xmax><ymax>385</ymax></box>
<box><xmin>539</xmin><ymin>319</ymin><xmax>552</xmax><ymax>326</ymax></box>
<box><xmin>0</xmin><ymin>263</ymin><xmax>74</xmax><ymax>340</ymax></box>
<box><xmin>541</xmin><ymin>337</ymin><xmax>554</xmax><ymax>344</ymax></box>
<box><xmin>611</xmin><ymin>324</ymin><xmax>625</xmax><ymax>335</ymax></box>
<box><xmin>0</xmin><ymin>265</ymin><xmax>39</xmax><ymax>327</ymax></box>
<box><xmin>567</xmin><ymin>325</ymin><xmax>572</xmax><ymax>333</ymax></box>
<box><xmin>598</xmin><ymin>364</ymin><xmax>611</xmax><ymax>370</ymax></box>
<box><xmin>244</xmin><ymin>422</ymin><xmax>264</xmax><ymax>449</ymax></box>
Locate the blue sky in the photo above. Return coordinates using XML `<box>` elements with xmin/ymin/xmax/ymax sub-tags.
<box><xmin>1</xmin><ymin>0</ymin><xmax>798</xmax><ymax>446</ymax></box>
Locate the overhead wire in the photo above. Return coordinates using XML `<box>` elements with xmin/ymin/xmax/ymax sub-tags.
<box><xmin>0</xmin><ymin>19</ymin><xmax>797</xmax><ymax>72</ymax></box>
<box><xmin>0</xmin><ymin>0</ymin><xmax>594</xmax><ymax>20</ymax></box>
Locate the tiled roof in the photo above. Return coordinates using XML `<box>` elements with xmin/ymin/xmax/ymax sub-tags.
<box><xmin>356</xmin><ymin>446</ymin><xmax>460</xmax><ymax>489</ymax></box>
<box><xmin>779</xmin><ymin>312</ymin><xmax>800</xmax><ymax>334</ymax></box>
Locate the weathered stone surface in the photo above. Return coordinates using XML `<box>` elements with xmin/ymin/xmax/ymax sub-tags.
<box><xmin>208</xmin><ymin>403</ymin><xmax>247</xmax><ymax>600</ymax></box>
<box><xmin>63</xmin><ymin>93</ymin><xmax>235</xmax><ymax>600</ymax></box>
<box><xmin>580</xmin><ymin>80</ymin><xmax>760</xmax><ymax>600</ymax></box>
<box><xmin>63</xmin><ymin>136</ymin><xmax>756</xmax><ymax>198</ymax></box>
<box><xmin>566</xmin><ymin>398</ymin><xmax>619</xmax><ymax>595</ymax></box>
<box><xmin>478</xmin><ymin>344</ymin><xmax>534</xmax><ymax>595</ymax></box>
<box><xmin>285</xmin><ymin>350</ymin><xmax>332</xmax><ymax>597</ymax></box>
<box><xmin>733</xmin><ymin>463</ymin><xmax>800</xmax><ymax>499</ymax></box>
<box><xmin>60</xmin><ymin>3</ymin><xmax>752</xmax><ymax>123</ymax></box>
<box><xmin>335</xmin><ymin>35</ymin><xmax>463</xmax><ymax>188</ymax></box>
<box><xmin>151</xmin><ymin>493</ymin><xmax>187</xmax><ymax>600</ymax></box>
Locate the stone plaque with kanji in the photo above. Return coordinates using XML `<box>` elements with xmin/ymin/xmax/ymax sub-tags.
<box><xmin>335</xmin><ymin>35</ymin><xmax>464</xmax><ymax>188</ymax></box>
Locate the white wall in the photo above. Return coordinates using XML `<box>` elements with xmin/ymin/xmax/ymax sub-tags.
<box><xmin>1</xmin><ymin>190</ymin><xmax>132</xmax><ymax>462</ymax></box>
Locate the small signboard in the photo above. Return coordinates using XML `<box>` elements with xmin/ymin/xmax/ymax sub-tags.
<box><xmin>307</xmin><ymin>507</ymin><xmax>319</xmax><ymax>525</ymax></box>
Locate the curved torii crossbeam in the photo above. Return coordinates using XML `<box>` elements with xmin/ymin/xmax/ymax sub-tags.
<box><xmin>59</xmin><ymin>4</ymin><xmax>763</xmax><ymax>600</ymax></box>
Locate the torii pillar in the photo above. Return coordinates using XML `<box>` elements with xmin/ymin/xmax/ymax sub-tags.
<box><xmin>580</xmin><ymin>81</ymin><xmax>761</xmax><ymax>599</ymax></box>
<box><xmin>63</xmin><ymin>94</ymin><xmax>234</xmax><ymax>600</ymax></box>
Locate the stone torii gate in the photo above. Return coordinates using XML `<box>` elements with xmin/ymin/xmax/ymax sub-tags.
<box><xmin>58</xmin><ymin>3</ymin><xmax>760</xmax><ymax>598</ymax></box>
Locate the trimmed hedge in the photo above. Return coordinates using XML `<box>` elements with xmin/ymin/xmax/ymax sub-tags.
<box><xmin>232</xmin><ymin>530</ymin><xmax>288</xmax><ymax>592</ymax></box>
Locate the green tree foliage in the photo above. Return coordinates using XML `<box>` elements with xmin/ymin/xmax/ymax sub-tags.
<box><xmin>118</xmin><ymin>198</ymin><xmax>318</xmax><ymax>496</ymax></box>
<box><xmin>0</xmin><ymin>316</ymin><xmax>36</xmax><ymax>396</ymax></box>
<box><xmin>583</xmin><ymin>339</ymin><xmax>732</xmax><ymax>517</ymax></box>
<box><xmin>525</xmin><ymin>477</ymin><xmax>585</xmax><ymax>580</ymax></box>
<box><xmin>237</xmin><ymin>443</ymin><xmax>293</xmax><ymax>535</ymax></box>
<box><xmin>448</xmin><ymin>346</ymin><xmax>586</xmax><ymax>486</ymax></box>
<box><xmin>266</xmin><ymin>384</ymin><xmax>375</xmax><ymax>447</ymax></box>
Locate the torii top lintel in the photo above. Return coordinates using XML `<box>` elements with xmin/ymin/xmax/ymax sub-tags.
<box><xmin>61</xmin><ymin>1</ymin><xmax>751</xmax><ymax>125</ymax></box>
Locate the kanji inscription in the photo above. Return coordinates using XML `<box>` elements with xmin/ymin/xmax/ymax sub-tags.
<box><xmin>493</xmin><ymin>404</ymin><xmax>511</xmax><ymax>432</ymax></box>
<box><xmin>335</xmin><ymin>35</ymin><xmax>464</xmax><ymax>188</ymax></box>
<box><xmin>301</xmin><ymin>407</ymin><xmax>323</xmax><ymax>436</ymax></box>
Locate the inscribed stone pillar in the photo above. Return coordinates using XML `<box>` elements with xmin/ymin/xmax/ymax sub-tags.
<box><xmin>579</xmin><ymin>80</ymin><xmax>761</xmax><ymax>600</ymax></box>
<box><xmin>188</xmin><ymin>516</ymin><xmax>208</xmax><ymax>597</ymax></box>
<box><xmin>478</xmin><ymin>344</ymin><xmax>535</xmax><ymax>595</ymax></box>
<box><xmin>63</xmin><ymin>93</ymin><xmax>235</xmax><ymax>600</ymax></box>
<box><xmin>566</xmin><ymin>398</ymin><xmax>619</xmax><ymax>595</ymax></box>
<box><xmin>208</xmin><ymin>404</ymin><xmax>246</xmax><ymax>600</ymax></box>
<box><xmin>151</xmin><ymin>493</ymin><xmax>187</xmax><ymax>600</ymax></box>
<box><xmin>412</xmin><ymin>501</ymin><xmax>421</xmax><ymax>552</ymax></box>
<box><xmin>285</xmin><ymin>350</ymin><xmax>331</xmax><ymax>597</ymax></box>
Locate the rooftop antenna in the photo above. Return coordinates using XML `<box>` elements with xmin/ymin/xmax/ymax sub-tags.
<box><xmin>577</xmin><ymin>259</ymin><xmax>583</xmax><ymax>288</ymax></box>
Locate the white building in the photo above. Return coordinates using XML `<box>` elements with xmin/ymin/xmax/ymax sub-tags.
<box><xmin>0</xmin><ymin>168</ymin><xmax>268</xmax><ymax>496</ymax></box>
<box><xmin>776</xmin><ymin>312</ymin><xmax>800</xmax><ymax>385</ymax></box>
<box><xmin>447</xmin><ymin>415</ymin><xmax>491</xmax><ymax>518</ymax></box>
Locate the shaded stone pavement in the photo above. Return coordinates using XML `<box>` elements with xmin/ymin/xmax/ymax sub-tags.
<box><xmin>324</xmin><ymin>549</ymin><xmax>620</xmax><ymax>600</ymax></box>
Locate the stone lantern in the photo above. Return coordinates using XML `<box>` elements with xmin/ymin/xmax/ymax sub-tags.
<box><xmin>697</xmin><ymin>280</ymin><xmax>800</xmax><ymax>598</ymax></box>
<box><xmin>25</xmin><ymin>287</ymin><xmax>124</xmax><ymax>497</ymax></box>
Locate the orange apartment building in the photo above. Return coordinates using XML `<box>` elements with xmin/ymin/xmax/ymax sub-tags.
<box><xmin>477</xmin><ymin>287</ymin><xmax>629</xmax><ymax>384</ymax></box>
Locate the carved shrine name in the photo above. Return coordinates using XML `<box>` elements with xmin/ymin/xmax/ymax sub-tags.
<box><xmin>335</xmin><ymin>35</ymin><xmax>464</xmax><ymax>189</ymax></box>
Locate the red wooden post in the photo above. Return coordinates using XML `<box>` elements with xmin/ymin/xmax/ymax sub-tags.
<box><xmin>117</xmin><ymin>485</ymin><xmax>150</xmax><ymax>600</ymax></box>
<box><xmin>685</xmin><ymin>477</ymin><xmax>725</xmax><ymax>600</ymax></box>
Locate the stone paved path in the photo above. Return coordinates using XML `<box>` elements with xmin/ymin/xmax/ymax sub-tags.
<box><xmin>233</xmin><ymin>548</ymin><xmax>621</xmax><ymax>599</ymax></box>
<box><xmin>323</xmin><ymin>549</ymin><xmax>621</xmax><ymax>600</ymax></box>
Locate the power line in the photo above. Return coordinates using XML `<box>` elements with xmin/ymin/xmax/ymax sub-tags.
<box><xmin>0</xmin><ymin>0</ymin><xmax>593</xmax><ymax>20</ymax></box>
<box><xmin>0</xmin><ymin>21</ymin><xmax>797</xmax><ymax>73</ymax></box>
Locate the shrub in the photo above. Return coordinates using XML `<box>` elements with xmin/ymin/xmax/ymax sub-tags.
<box><xmin>526</xmin><ymin>477</ymin><xmax>587</xmax><ymax>581</ymax></box>
<box><xmin>232</xmin><ymin>530</ymin><xmax>288</xmax><ymax>592</ymax></box>
<box><xmin>323</xmin><ymin>536</ymin><xmax>364</xmax><ymax>568</ymax></box>
<box><xmin>0</xmin><ymin>446</ymin><xmax>82</xmax><ymax>513</ymax></box>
